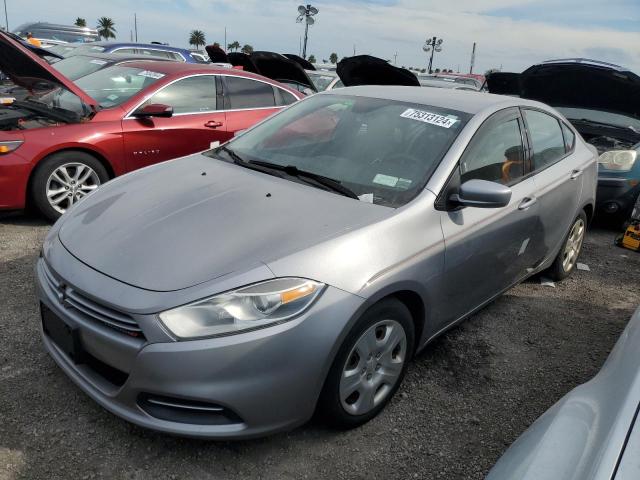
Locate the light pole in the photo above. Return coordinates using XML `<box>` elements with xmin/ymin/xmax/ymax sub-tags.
<box><xmin>296</xmin><ymin>4</ymin><xmax>318</xmax><ymax>60</ymax></box>
<box><xmin>423</xmin><ymin>36</ymin><xmax>443</xmax><ymax>74</ymax></box>
<box><xmin>3</xmin><ymin>0</ymin><xmax>8</xmax><ymax>31</ymax></box>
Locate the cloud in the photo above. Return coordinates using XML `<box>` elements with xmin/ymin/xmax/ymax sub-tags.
<box><xmin>6</xmin><ymin>0</ymin><xmax>640</xmax><ymax>74</ymax></box>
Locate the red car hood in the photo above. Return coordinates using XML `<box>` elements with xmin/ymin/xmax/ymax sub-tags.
<box><xmin>0</xmin><ymin>30</ymin><xmax>98</xmax><ymax>109</ymax></box>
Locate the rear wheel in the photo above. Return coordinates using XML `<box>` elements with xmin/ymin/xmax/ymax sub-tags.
<box><xmin>31</xmin><ymin>151</ymin><xmax>109</xmax><ymax>222</ymax></box>
<box><xmin>318</xmin><ymin>298</ymin><xmax>414</xmax><ymax>429</ymax></box>
<box><xmin>547</xmin><ymin>211</ymin><xmax>587</xmax><ymax>281</ymax></box>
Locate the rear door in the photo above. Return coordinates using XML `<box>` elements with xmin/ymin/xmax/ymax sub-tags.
<box><xmin>221</xmin><ymin>75</ymin><xmax>295</xmax><ymax>136</ymax></box>
<box><xmin>522</xmin><ymin>108</ymin><xmax>584</xmax><ymax>257</ymax></box>
<box><xmin>121</xmin><ymin>74</ymin><xmax>231</xmax><ymax>171</ymax></box>
<box><xmin>437</xmin><ymin>108</ymin><xmax>542</xmax><ymax>327</ymax></box>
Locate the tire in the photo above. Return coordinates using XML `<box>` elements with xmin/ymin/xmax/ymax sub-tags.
<box><xmin>546</xmin><ymin>211</ymin><xmax>588</xmax><ymax>281</ymax></box>
<box><xmin>317</xmin><ymin>298</ymin><xmax>415</xmax><ymax>429</ymax></box>
<box><xmin>31</xmin><ymin>151</ymin><xmax>109</xmax><ymax>222</ymax></box>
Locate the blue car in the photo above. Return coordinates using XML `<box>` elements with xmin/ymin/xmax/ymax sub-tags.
<box><xmin>63</xmin><ymin>42</ymin><xmax>208</xmax><ymax>64</ymax></box>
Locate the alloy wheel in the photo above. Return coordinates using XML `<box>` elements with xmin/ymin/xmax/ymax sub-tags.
<box><xmin>46</xmin><ymin>163</ymin><xmax>101</xmax><ymax>214</ymax></box>
<box><xmin>339</xmin><ymin>319</ymin><xmax>407</xmax><ymax>416</ymax></box>
<box><xmin>562</xmin><ymin>218</ymin><xmax>585</xmax><ymax>272</ymax></box>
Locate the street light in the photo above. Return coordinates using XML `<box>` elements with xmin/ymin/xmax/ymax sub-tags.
<box><xmin>423</xmin><ymin>36</ymin><xmax>443</xmax><ymax>74</ymax></box>
<box><xmin>3</xmin><ymin>0</ymin><xmax>8</xmax><ymax>31</ymax></box>
<box><xmin>296</xmin><ymin>4</ymin><xmax>318</xmax><ymax>60</ymax></box>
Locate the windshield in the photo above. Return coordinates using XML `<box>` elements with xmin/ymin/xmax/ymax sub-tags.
<box><xmin>556</xmin><ymin>107</ymin><xmax>640</xmax><ymax>131</ymax></box>
<box><xmin>211</xmin><ymin>94</ymin><xmax>470</xmax><ymax>208</ymax></box>
<box><xmin>308</xmin><ymin>72</ymin><xmax>337</xmax><ymax>91</ymax></box>
<box><xmin>47</xmin><ymin>44</ymin><xmax>80</xmax><ymax>58</ymax></box>
<box><xmin>52</xmin><ymin>55</ymin><xmax>110</xmax><ymax>81</ymax></box>
<box><xmin>36</xmin><ymin>65</ymin><xmax>165</xmax><ymax>114</ymax></box>
<box><xmin>66</xmin><ymin>44</ymin><xmax>107</xmax><ymax>56</ymax></box>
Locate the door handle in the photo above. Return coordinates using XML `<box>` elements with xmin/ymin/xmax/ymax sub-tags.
<box><xmin>204</xmin><ymin>121</ymin><xmax>223</xmax><ymax>129</ymax></box>
<box><xmin>518</xmin><ymin>197</ymin><xmax>537</xmax><ymax>210</ymax></box>
<box><xmin>570</xmin><ymin>169</ymin><xmax>583</xmax><ymax>180</ymax></box>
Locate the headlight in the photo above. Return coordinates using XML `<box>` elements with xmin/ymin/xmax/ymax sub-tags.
<box><xmin>0</xmin><ymin>140</ymin><xmax>23</xmax><ymax>155</ymax></box>
<box><xmin>598</xmin><ymin>150</ymin><xmax>637</xmax><ymax>172</ymax></box>
<box><xmin>159</xmin><ymin>278</ymin><xmax>325</xmax><ymax>339</ymax></box>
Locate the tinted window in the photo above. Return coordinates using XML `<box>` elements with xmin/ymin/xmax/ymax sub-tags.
<box><xmin>212</xmin><ymin>95</ymin><xmax>470</xmax><ymax>208</ymax></box>
<box><xmin>142</xmin><ymin>76</ymin><xmax>217</xmax><ymax>114</ymax></box>
<box><xmin>225</xmin><ymin>77</ymin><xmax>276</xmax><ymax>109</ymax></box>
<box><xmin>277</xmin><ymin>88</ymin><xmax>297</xmax><ymax>106</ymax></box>
<box><xmin>561</xmin><ymin>122</ymin><xmax>575</xmax><ymax>152</ymax></box>
<box><xmin>524</xmin><ymin>109</ymin><xmax>566</xmax><ymax>170</ymax></box>
<box><xmin>460</xmin><ymin>116</ymin><xmax>525</xmax><ymax>185</ymax></box>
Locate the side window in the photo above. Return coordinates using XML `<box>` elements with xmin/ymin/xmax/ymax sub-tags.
<box><xmin>523</xmin><ymin>109</ymin><xmax>566</xmax><ymax>170</ymax></box>
<box><xmin>561</xmin><ymin>122</ymin><xmax>575</xmax><ymax>152</ymax></box>
<box><xmin>141</xmin><ymin>76</ymin><xmax>217</xmax><ymax>114</ymax></box>
<box><xmin>460</xmin><ymin>115</ymin><xmax>525</xmax><ymax>185</ymax></box>
<box><xmin>225</xmin><ymin>77</ymin><xmax>276</xmax><ymax>109</ymax></box>
<box><xmin>275</xmin><ymin>87</ymin><xmax>297</xmax><ymax>106</ymax></box>
<box><xmin>114</xmin><ymin>48</ymin><xmax>136</xmax><ymax>55</ymax></box>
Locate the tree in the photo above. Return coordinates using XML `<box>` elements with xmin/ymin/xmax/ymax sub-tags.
<box><xmin>227</xmin><ymin>41</ymin><xmax>241</xmax><ymax>52</ymax></box>
<box><xmin>322</xmin><ymin>59</ymin><xmax>327</xmax><ymax>63</ymax></box>
<box><xmin>308</xmin><ymin>55</ymin><xmax>316</xmax><ymax>63</ymax></box>
<box><xmin>96</xmin><ymin>17</ymin><xmax>116</xmax><ymax>40</ymax></box>
<box><xmin>189</xmin><ymin>30</ymin><xmax>206</xmax><ymax>49</ymax></box>
<box><xmin>329</xmin><ymin>52</ymin><xmax>338</xmax><ymax>64</ymax></box>
<box><xmin>241</xmin><ymin>44</ymin><xmax>254</xmax><ymax>55</ymax></box>
<box><xmin>74</xmin><ymin>18</ymin><xmax>86</xmax><ymax>27</ymax></box>
<box><xmin>434</xmin><ymin>68</ymin><xmax>441</xmax><ymax>73</ymax></box>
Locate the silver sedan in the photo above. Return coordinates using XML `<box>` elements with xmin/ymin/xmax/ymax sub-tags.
<box><xmin>36</xmin><ymin>87</ymin><xmax>597</xmax><ymax>438</ymax></box>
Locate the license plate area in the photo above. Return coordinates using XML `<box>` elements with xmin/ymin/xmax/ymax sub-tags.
<box><xmin>41</xmin><ymin>303</ymin><xmax>85</xmax><ymax>363</ymax></box>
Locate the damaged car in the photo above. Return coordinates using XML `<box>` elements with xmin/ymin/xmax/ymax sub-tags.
<box><xmin>0</xmin><ymin>31</ymin><xmax>302</xmax><ymax>220</ymax></box>
<box><xmin>487</xmin><ymin>59</ymin><xmax>640</xmax><ymax>219</ymax></box>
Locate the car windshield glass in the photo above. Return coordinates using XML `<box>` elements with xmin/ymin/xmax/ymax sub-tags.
<box><xmin>210</xmin><ymin>94</ymin><xmax>470</xmax><ymax>208</ymax></box>
<box><xmin>67</xmin><ymin>44</ymin><xmax>107</xmax><ymax>56</ymax></box>
<box><xmin>52</xmin><ymin>55</ymin><xmax>109</xmax><ymax>81</ymax></box>
<box><xmin>47</xmin><ymin>44</ymin><xmax>79</xmax><ymax>57</ymax></box>
<box><xmin>308</xmin><ymin>72</ymin><xmax>337</xmax><ymax>91</ymax></box>
<box><xmin>557</xmin><ymin>107</ymin><xmax>640</xmax><ymax>131</ymax></box>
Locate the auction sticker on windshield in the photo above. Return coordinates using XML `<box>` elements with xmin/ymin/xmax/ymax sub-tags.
<box><xmin>400</xmin><ymin>109</ymin><xmax>458</xmax><ymax>128</ymax></box>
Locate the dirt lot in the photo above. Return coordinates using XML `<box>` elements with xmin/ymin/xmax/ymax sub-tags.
<box><xmin>1</xmin><ymin>213</ymin><xmax>639</xmax><ymax>480</ymax></box>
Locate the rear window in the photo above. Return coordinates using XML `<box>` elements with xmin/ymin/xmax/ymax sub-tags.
<box><xmin>561</xmin><ymin>122</ymin><xmax>576</xmax><ymax>152</ymax></box>
<box><xmin>225</xmin><ymin>77</ymin><xmax>276</xmax><ymax>109</ymax></box>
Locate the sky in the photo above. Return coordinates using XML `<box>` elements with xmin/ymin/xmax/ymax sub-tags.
<box><xmin>5</xmin><ymin>0</ymin><xmax>640</xmax><ymax>74</ymax></box>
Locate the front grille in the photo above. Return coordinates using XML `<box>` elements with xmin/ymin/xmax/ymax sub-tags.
<box><xmin>42</xmin><ymin>261</ymin><xmax>144</xmax><ymax>338</ymax></box>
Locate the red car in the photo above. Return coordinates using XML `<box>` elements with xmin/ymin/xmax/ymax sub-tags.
<box><xmin>0</xmin><ymin>32</ymin><xmax>303</xmax><ymax>220</ymax></box>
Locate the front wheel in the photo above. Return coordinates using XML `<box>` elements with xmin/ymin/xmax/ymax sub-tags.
<box><xmin>546</xmin><ymin>211</ymin><xmax>587</xmax><ymax>281</ymax></box>
<box><xmin>317</xmin><ymin>298</ymin><xmax>415</xmax><ymax>429</ymax></box>
<box><xmin>31</xmin><ymin>151</ymin><xmax>109</xmax><ymax>222</ymax></box>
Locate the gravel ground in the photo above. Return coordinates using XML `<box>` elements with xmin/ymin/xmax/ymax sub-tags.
<box><xmin>1</xmin><ymin>213</ymin><xmax>639</xmax><ymax>480</ymax></box>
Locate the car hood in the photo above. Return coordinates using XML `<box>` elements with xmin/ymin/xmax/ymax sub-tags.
<box><xmin>337</xmin><ymin>55</ymin><xmax>420</xmax><ymax>87</ymax></box>
<box><xmin>251</xmin><ymin>51</ymin><xmax>316</xmax><ymax>91</ymax></box>
<box><xmin>57</xmin><ymin>153</ymin><xmax>391</xmax><ymax>292</ymax></box>
<box><xmin>284</xmin><ymin>54</ymin><xmax>316</xmax><ymax>71</ymax></box>
<box><xmin>486</xmin><ymin>61</ymin><xmax>640</xmax><ymax>120</ymax></box>
<box><xmin>0</xmin><ymin>30</ymin><xmax>97</xmax><ymax>109</ymax></box>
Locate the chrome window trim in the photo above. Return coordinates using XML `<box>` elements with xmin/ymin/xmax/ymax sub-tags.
<box><xmin>110</xmin><ymin>46</ymin><xmax>187</xmax><ymax>62</ymax></box>
<box><xmin>123</xmin><ymin>73</ymin><xmax>292</xmax><ymax>119</ymax></box>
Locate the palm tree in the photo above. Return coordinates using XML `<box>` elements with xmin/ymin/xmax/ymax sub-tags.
<box><xmin>329</xmin><ymin>52</ymin><xmax>338</xmax><ymax>64</ymax></box>
<box><xmin>189</xmin><ymin>30</ymin><xmax>206</xmax><ymax>50</ymax></box>
<box><xmin>227</xmin><ymin>41</ymin><xmax>241</xmax><ymax>52</ymax></box>
<box><xmin>241</xmin><ymin>44</ymin><xmax>254</xmax><ymax>55</ymax></box>
<box><xmin>308</xmin><ymin>55</ymin><xmax>316</xmax><ymax>63</ymax></box>
<box><xmin>96</xmin><ymin>17</ymin><xmax>116</xmax><ymax>40</ymax></box>
<box><xmin>74</xmin><ymin>18</ymin><xmax>86</xmax><ymax>27</ymax></box>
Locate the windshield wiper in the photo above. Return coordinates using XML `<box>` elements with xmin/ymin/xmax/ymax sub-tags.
<box><xmin>218</xmin><ymin>147</ymin><xmax>358</xmax><ymax>199</ymax></box>
<box><xmin>249</xmin><ymin>160</ymin><xmax>359</xmax><ymax>199</ymax></box>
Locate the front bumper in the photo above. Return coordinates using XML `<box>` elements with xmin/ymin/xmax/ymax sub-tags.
<box><xmin>0</xmin><ymin>149</ymin><xmax>30</xmax><ymax>210</ymax></box>
<box><xmin>596</xmin><ymin>176</ymin><xmax>640</xmax><ymax>214</ymax></box>
<box><xmin>36</xmin><ymin>256</ymin><xmax>363</xmax><ymax>439</ymax></box>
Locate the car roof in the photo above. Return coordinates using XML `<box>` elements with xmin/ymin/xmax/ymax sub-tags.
<box><xmin>67</xmin><ymin>52</ymin><xmax>173</xmax><ymax>63</ymax></box>
<box><xmin>539</xmin><ymin>58</ymin><xmax>628</xmax><ymax>71</ymax></box>
<box><xmin>325</xmin><ymin>85</ymin><xmax>545</xmax><ymax>115</ymax></box>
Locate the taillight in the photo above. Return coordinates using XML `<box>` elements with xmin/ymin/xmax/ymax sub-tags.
<box><xmin>0</xmin><ymin>140</ymin><xmax>23</xmax><ymax>154</ymax></box>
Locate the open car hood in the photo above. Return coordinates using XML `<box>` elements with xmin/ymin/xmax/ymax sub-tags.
<box><xmin>250</xmin><ymin>51</ymin><xmax>316</xmax><ymax>91</ymax></box>
<box><xmin>284</xmin><ymin>54</ymin><xmax>316</xmax><ymax>71</ymax></box>
<box><xmin>205</xmin><ymin>44</ymin><xmax>229</xmax><ymax>64</ymax></box>
<box><xmin>337</xmin><ymin>55</ymin><xmax>420</xmax><ymax>87</ymax></box>
<box><xmin>486</xmin><ymin>60</ymin><xmax>640</xmax><ymax>119</ymax></box>
<box><xmin>0</xmin><ymin>30</ymin><xmax>97</xmax><ymax>108</ymax></box>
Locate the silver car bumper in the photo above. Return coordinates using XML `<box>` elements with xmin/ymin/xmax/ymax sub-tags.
<box><xmin>36</xmin><ymin>256</ymin><xmax>363</xmax><ymax>439</ymax></box>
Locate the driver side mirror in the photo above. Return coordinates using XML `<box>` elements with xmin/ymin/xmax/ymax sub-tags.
<box><xmin>132</xmin><ymin>103</ymin><xmax>173</xmax><ymax>119</ymax></box>
<box><xmin>450</xmin><ymin>179</ymin><xmax>512</xmax><ymax>208</ymax></box>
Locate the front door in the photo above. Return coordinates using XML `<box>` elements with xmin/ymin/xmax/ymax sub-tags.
<box><xmin>122</xmin><ymin>75</ymin><xmax>232</xmax><ymax>172</ymax></box>
<box><xmin>437</xmin><ymin>108</ymin><xmax>542</xmax><ymax>328</ymax></box>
